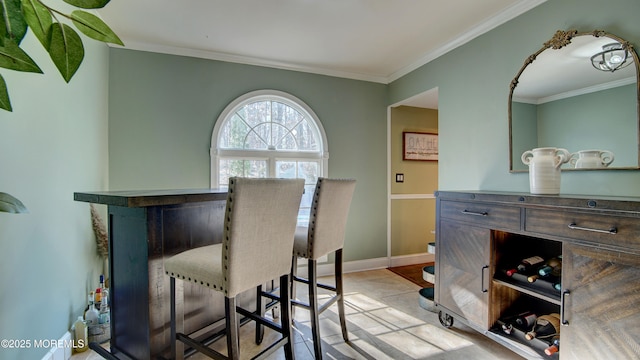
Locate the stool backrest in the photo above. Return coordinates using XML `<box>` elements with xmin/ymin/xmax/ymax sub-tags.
<box><xmin>307</xmin><ymin>178</ymin><xmax>357</xmax><ymax>260</ymax></box>
<box><xmin>224</xmin><ymin>177</ymin><xmax>304</xmax><ymax>297</ymax></box>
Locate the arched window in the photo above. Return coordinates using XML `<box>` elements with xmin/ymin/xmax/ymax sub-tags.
<box><xmin>211</xmin><ymin>90</ymin><xmax>328</xmax><ymax>221</ymax></box>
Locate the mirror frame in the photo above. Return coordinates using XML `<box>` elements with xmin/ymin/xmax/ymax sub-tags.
<box><xmin>509</xmin><ymin>29</ymin><xmax>640</xmax><ymax>172</ymax></box>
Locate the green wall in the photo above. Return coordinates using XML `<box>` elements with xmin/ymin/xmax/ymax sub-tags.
<box><xmin>511</xmin><ymin>102</ymin><xmax>538</xmax><ymax>171</ymax></box>
<box><xmin>513</xmin><ymin>84</ymin><xmax>636</xmax><ymax>170</ymax></box>
<box><xmin>538</xmin><ymin>84</ymin><xmax>637</xmax><ymax>168</ymax></box>
<box><xmin>108</xmin><ymin>49</ymin><xmax>388</xmax><ymax>262</ymax></box>
<box><xmin>0</xmin><ymin>34</ymin><xmax>110</xmax><ymax>359</ymax></box>
<box><xmin>390</xmin><ymin>0</ymin><xmax>640</xmax><ymax>196</ymax></box>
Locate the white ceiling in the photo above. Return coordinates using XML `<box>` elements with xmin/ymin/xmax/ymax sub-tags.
<box><xmin>97</xmin><ymin>0</ymin><xmax>547</xmax><ymax>107</ymax></box>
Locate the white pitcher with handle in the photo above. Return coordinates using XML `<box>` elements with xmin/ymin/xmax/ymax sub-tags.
<box><xmin>521</xmin><ymin>147</ymin><xmax>571</xmax><ymax>194</ymax></box>
<box><xmin>569</xmin><ymin>150</ymin><xmax>615</xmax><ymax>169</ymax></box>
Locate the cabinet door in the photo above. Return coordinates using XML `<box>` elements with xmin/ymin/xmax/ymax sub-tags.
<box><xmin>561</xmin><ymin>243</ymin><xmax>640</xmax><ymax>359</ymax></box>
<box><xmin>436</xmin><ymin>220</ymin><xmax>490</xmax><ymax>329</ymax></box>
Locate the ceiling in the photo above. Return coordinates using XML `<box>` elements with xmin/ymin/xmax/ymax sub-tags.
<box><xmin>97</xmin><ymin>0</ymin><xmax>547</xmax><ymax>107</ymax></box>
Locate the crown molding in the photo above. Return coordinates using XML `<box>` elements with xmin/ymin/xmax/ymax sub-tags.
<box><xmin>110</xmin><ymin>0</ymin><xmax>547</xmax><ymax>85</ymax></box>
<box><xmin>385</xmin><ymin>0</ymin><xmax>548</xmax><ymax>83</ymax></box>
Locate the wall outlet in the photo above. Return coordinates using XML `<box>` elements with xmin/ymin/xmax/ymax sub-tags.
<box><xmin>395</xmin><ymin>173</ymin><xmax>404</xmax><ymax>182</ymax></box>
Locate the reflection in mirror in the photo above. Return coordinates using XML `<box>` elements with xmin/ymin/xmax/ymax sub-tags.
<box><xmin>509</xmin><ymin>30</ymin><xmax>640</xmax><ymax>171</ymax></box>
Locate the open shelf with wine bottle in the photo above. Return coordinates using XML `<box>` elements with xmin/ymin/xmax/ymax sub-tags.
<box><xmin>488</xmin><ymin>232</ymin><xmax>564</xmax><ymax>358</ymax></box>
<box><xmin>493</xmin><ymin>233</ymin><xmax>562</xmax><ymax>304</ymax></box>
<box><xmin>488</xmin><ymin>292</ymin><xmax>561</xmax><ymax>358</ymax></box>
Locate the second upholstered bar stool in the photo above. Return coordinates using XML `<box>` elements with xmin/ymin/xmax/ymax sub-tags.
<box><xmin>290</xmin><ymin>178</ymin><xmax>356</xmax><ymax>359</ymax></box>
<box><xmin>164</xmin><ymin>177</ymin><xmax>304</xmax><ymax>360</ymax></box>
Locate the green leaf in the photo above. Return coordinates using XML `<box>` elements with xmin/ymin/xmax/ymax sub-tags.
<box><xmin>63</xmin><ymin>0</ymin><xmax>110</xmax><ymax>9</ymax></box>
<box><xmin>21</xmin><ymin>0</ymin><xmax>52</xmax><ymax>49</ymax></box>
<box><xmin>48</xmin><ymin>22</ymin><xmax>84</xmax><ymax>82</ymax></box>
<box><xmin>0</xmin><ymin>73</ymin><xmax>12</xmax><ymax>111</ymax></box>
<box><xmin>0</xmin><ymin>38</ymin><xmax>43</xmax><ymax>73</ymax></box>
<box><xmin>1</xmin><ymin>0</ymin><xmax>28</xmax><ymax>43</ymax></box>
<box><xmin>70</xmin><ymin>10</ymin><xmax>123</xmax><ymax>46</ymax></box>
<box><xmin>0</xmin><ymin>192</ymin><xmax>28</xmax><ymax>213</ymax></box>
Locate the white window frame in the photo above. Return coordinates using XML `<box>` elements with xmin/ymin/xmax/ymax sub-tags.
<box><xmin>210</xmin><ymin>89</ymin><xmax>329</xmax><ymax>188</ymax></box>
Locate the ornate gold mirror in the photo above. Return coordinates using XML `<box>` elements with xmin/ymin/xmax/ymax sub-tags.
<box><xmin>509</xmin><ymin>30</ymin><xmax>640</xmax><ymax>171</ymax></box>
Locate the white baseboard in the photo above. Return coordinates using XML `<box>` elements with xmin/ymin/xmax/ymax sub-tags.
<box><xmin>389</xmin><ymin>253</ymin><xmax>434</xmax><ymax>267</ymax></box>
<box><xmin>40</xmin><ymin>331</ymin><xmax>73</xmax><ymax>360</ymax></box>
<box><xmin>300</xmin><ymin>253</ymin><xmax>433</xmax><ymax>278</ymax></box>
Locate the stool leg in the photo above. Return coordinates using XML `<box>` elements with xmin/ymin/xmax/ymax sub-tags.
<box><xmin>335</xmin><ymin>249</ymin><xmax>349</xmax><ymax>342</ymax></box>
<box><xmin>170</xmin><ymin>277</ymin><xmax>177</xmax><ymax>360</ymax></box>
<box><xmin>225</xmin><ymin>296</ymin><xmax>240</xmax><ymax>360</ymax></box>
<box><xmin>279</xmin><ymin>274</ymin><xmax>295</xmax><ymax>360</ymax></box>
<box><xmin>308</xmin><ymin>258</ymin><xmax>322</xmax><ymax>359</ymax></box>
<box><xmin>290</xmin><ymin>256</ymin><xmax>298</xmax><ymax>318</ymax></box>
<box><xmin>255</xmin><ymin>285</ymin><xmax>264</xmax><ymax>344</ymax></box>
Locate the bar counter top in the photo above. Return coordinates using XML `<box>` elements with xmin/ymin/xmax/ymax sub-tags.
<box><xmin>74</xmin><ymin>188</ymin><xmax>228</xmax><ymax>208</ymax></box>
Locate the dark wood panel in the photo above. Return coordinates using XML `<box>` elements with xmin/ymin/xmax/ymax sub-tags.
<box><xmin>439</xmin><ymin>200</ymin><xmax>521</xmax><ymax>231</ymax></box>
<box><xmin>74</xmin><ymin>188</ymin><xmax>227</xmax><ymax>207</ymax></box>
<box><xmin>109</xmin><ymin>206</ymin><xmax>150</xmax><ymax>360</ymax></box>
<box><xmin>562</xmin><ymin>244</ymin><xmax>640</xmax><ymax>359</ymax></box>
<box><xmin>525</xmin><ymin>208</ymin><xmax>640</xmax><ymax>252</ymax></box>
<box><xmin>436</xmin><ymin>221</ymin><xmax>490</xmax><ymax>329</ymax></box>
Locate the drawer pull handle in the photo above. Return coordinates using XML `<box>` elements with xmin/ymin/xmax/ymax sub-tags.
<box><xmin>561</xmin><ymin>290</ymin><xmax>570</xmax><ymax>326</ymax></box>
<box><xmin>568</xmin><ymin>223</ymin><xmax>617</xmax><ymax>234</ymax></box>
<box><xmin>481</xmin><ymin>265</ymin><xmax>489</xmax><ymax>293</ymax></box>
<box><xmin>461</xmin><ymin>209</ymin><xmax>488</xmax><ymax>216</ymax></box>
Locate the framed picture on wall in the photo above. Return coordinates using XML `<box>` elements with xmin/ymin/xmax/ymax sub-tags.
<box><xmin>403</xmin><ymin>132</ymin><xmax>438</xmax><ymax>161</ymax></box>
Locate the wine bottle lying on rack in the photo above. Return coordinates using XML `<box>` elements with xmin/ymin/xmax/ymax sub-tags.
<box><xmin>505</xmin><ymin>255</ymin><xmax>545</xmax><ymax>277</ymax></box>
<box><xmin>525</xmin><ymin>313</ymin><xmax>560</xmax><ymax>341</ymax></box>
<box><xmin>544</xmin><ymin>336</ymin><xmax>560</xmax><ymax>356</ymax></box>
<box><xmin>500</xmin><ymin>311</ymin><xmax>537</xmax><ymax>334</ymax></box>
<box><xmin>538</xmin><ymin>256</ymin><xmax>562</xmax><ymax>277</ymax></box>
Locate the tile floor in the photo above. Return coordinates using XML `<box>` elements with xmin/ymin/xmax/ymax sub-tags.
<box><xmin>73</xmin><ymin>269</ymin><xmax>523</xmax><ymax>359</ymax></box>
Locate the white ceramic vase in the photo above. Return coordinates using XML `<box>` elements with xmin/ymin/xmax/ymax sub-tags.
<box><xmin>521</xmin><ymin>147</ymin><xmax>570</xmax><ymax>195</ymax></box>
<box><xmin>569</xmin><ymin>150</ymin><xmax>614</xmax><ymax>169</ymax></box>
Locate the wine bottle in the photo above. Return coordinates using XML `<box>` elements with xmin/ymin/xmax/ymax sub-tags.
<box><xmin>517</xmin><ymin>256</ymin><xmax>545</xmax><ymax>273</ymax></box>
<box><xmin>544</xmin><ymin>336</ymin><xmax>560</xmax><ymax>355</ymax></box>
<box><xmin>525</xmin><ymin>313</ymin><xmax>560</xmax><ymax>341</ymax></box>
<box><xmin>500</xmin><ymin>311</ymin><xmax>537</xmax><ymax>334</ymax></box>
<box><xmin>505</xmin><ymin>267</ymin><xmax>518</xmax><ymax>277</ymax></box>
<box><xmin>538</xmin><ymin>256</ymin><xmax>562</xmax><ymax>277</ymax></box>
<box><xmin>514</xmin><ymin>312</ymin><xmax>537</xmax><ymax>329</ymax></box>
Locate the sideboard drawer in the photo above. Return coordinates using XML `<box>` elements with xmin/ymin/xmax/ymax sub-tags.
<box><xmin>439</xmin><ymin>200</ymin><xmax>521</xmax><ymax>230</ymax></box>
<box><xmin>525</xmin><ymin>208</ymin><xmax>640</xmax><ymax>250</ymax></box>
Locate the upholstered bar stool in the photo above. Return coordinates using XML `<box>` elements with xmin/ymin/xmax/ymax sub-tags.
<box><xmin>164</xmin><ymin>177</ymin><xmax>304</xmax><ymax>360</ymax></box>
<box><xmin>290</xmin><ymin>178</ymin><xmax>356</xmax><ymax>359</ymax></box>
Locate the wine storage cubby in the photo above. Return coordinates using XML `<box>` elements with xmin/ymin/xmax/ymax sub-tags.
<box><xmin>489</xmin><ymin>231</ymin><xmax>562</xmax><ymax>358</ymax></box>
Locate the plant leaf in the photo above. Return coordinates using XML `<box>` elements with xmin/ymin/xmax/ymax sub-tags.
<box><xmin>0</xmin><ymin>73</ymin><xmax>12</xmax><ymax>111</ymax></box>
<box><xmin>0</xmin><ymin>38</ymin><xmax>43</xmax><ymax>72</ymax></box>
<box><xmin>64</xmin><ymin>0</ymin><xmax>110</xmax><ymax>9</ymax></box>
<box><xmin>0</xmin><ymin>192</ymin><xmax>28</xmax><ymax>213</ymax></box>
<box><xmin>1</xmin><ymin>0</ymin><xmax>28</xmax><ymax>43</ymax></box>
<box><xmin>70</xmin><ymin>10</ymin><xmax>122</xmax><ymax>46</ymax></box>
<box><xmin>21</xmin><ymin>0</ymin><xmax>52</xmax><ymax>48</ymax></box>
<box><xmin>48</xmin><ymin>22</ymin><xmax>84</xmax><ymax>82</ymax></box>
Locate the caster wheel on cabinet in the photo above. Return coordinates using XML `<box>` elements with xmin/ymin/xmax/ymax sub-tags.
<box><xmin>438</xmin><ymin>311</ymin><xmax>454</xmax><ymax>328</ymax></box>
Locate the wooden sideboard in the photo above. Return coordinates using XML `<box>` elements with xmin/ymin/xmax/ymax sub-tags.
<box><xmin>74</xmin><ymin>189</ymin><xmax>251</xmax><ymax>360</ymax></box>
<box><xmin>434</xmin><ymin>191</ymin><xmax>640</xmax><ymax>360</ymax></box>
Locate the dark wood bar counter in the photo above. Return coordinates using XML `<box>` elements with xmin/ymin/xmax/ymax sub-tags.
<box><xmin>75</xmin><ymin>189</ymin><xmax>234</xmax><ymax>360</ymax></box>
